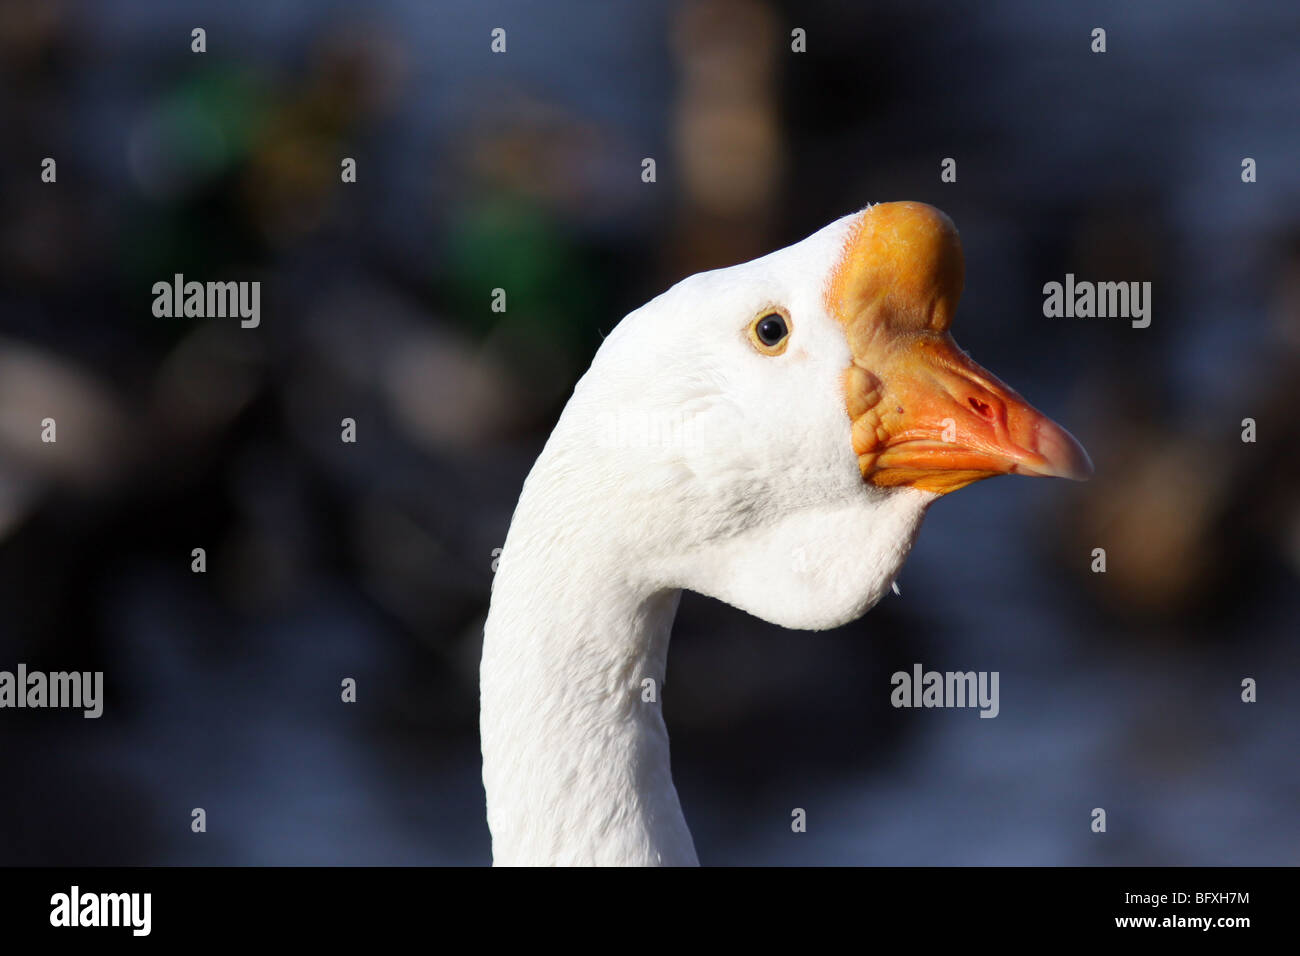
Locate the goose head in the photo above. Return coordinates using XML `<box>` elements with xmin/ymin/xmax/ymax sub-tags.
<box><xmin>548</xmin><ymin>201</ymin><xmax>1091</xmax><ymax>631</ymax></box>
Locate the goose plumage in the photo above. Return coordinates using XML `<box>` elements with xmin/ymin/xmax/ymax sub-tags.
<box><xmin>480</xmin><ymin>201</ymin><xmax>1091</xmax><ymax>866</ymax></box>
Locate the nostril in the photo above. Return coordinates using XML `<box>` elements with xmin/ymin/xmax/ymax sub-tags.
<box><xmin>968</xmin><ymin>397</ymin><xmax>994</xmax><ymax>419</ymax></box>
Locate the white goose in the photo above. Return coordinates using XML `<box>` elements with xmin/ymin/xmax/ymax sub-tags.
<box><xmin>480</xmin><ymin>202</ymin><xmax>1091</xmax><ymax>866</ymax></box>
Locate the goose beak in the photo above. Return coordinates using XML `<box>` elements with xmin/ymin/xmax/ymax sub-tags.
<box><xmin>847</xmin><ymin>334</ymin><xmax>1094</xmax><ymax>495</ymax></box>
<box><xmin>829</xmin><ymin>200</ymin><xmax>1093</xmax><ymax>495</ymax></box>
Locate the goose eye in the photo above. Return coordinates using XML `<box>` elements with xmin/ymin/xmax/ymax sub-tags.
<box><xmin>749</xmin><ymin>311</ymin><xmax>791</xmax><ymax>355</ymax></box>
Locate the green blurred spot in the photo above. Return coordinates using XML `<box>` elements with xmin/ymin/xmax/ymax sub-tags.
<box><xmin>443</xmin><ymin>196</ymin><xmax>601</xmax><ymax>358</ymax></box>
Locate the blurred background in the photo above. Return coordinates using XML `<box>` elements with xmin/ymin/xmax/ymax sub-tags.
<box><xmin>0</xmin><ymin>0</ymin><xmax>1296</xmax><ymax>865</ymax></box>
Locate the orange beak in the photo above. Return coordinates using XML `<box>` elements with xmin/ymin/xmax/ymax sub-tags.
<box><xmin>830</xmin><ymin>202</ymin><xmax>1092</xmax><ymax>495</ymax></box>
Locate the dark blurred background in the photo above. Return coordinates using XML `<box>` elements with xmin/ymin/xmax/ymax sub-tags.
<box><xmin>0</xmin><ymin>0</ymin><xmax>1296</xmax><ymax>865</ymax></box>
